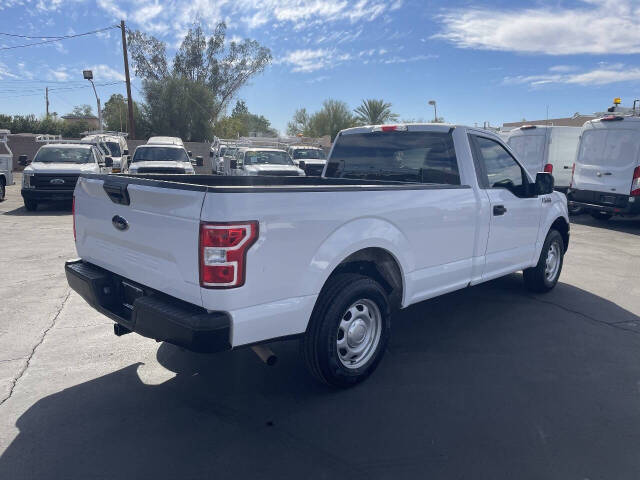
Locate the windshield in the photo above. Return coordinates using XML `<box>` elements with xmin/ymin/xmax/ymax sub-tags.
<box><xmin>132</xmin><ymin>147</ymin><xmax>189</xmax><ymax>163</ymax></box>
<box><xmin>244</xmin><ymin>150</ymin><xmax>293</xmax><ymax>166</ymax></box>
<box><xmin>105</xmin><ymin>142</ymin><xmax>121</xmax><ymax>157</ymax></box>
<box><xmin>34</xmin><ymin>147</ymin><xmax>93</xmax><ymax>164</ymax></box>
<box><xmin>218</xmin><ymin>147</ymin><xmax>227</xmax><ymax>157</ymax></box>
<box><xmin>223</xmin><ymin>147</ymin><xmax>238</xmax><ymax>157</ymax></box>
<box><xmin>326</xmin><ymin>131</ymin><xmax>460</xmax><ymax>184</ymax></box>
<box><xmin>292</xmin><ymin>148</ymin><xmax>325</xmax><ymax>160</ymax></box>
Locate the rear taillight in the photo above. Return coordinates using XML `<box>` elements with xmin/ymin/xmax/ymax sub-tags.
<box><xmin>544</xmin><ymin>163</ymin><xmax>553</xmax><ymax>173</ymax></box>
<box><xmin>631</xmin><ymin>166</ymin><xmax>640</xmax><ymax>196</ymax></box>
<box><xmin>72</xmin><ymin>196</ymin><xmax>76</xmax><ymax>242</ymax></box>
<box><xmin>569</xmin><ymin>163</ymin><xmax>576</xmax><ymax>188</ymax></box>
<box><xmin>199</xmin><ymin>221</ymin><xmax>258</xmax><ymax>289</ymax></box>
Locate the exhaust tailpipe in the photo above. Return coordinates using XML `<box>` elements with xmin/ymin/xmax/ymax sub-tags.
<box><xmin>251</xmin><ymin>345</ymin><xmax>277</xmax><ymax>366</ymax></box>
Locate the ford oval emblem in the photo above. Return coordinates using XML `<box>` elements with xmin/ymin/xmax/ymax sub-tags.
<box><xmin>112</xmin><ymin>215</ymin><xmax>129</xmax><ymax>231</ymax></box>
<box><xmin>50</xmin><ymin>178</ymin><xmax>65</xmax><ymax>185</ymax></box>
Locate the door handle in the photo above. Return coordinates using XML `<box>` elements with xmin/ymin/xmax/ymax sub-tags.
<box><xmin>563</xmin><ymin>165</ymin><xmax>572</xmax><ymax>169</ymax></box>
<box><xmin>493</xmin><ymin>205</ymin><xmax>507</xmax><ymax>216</ymax></box>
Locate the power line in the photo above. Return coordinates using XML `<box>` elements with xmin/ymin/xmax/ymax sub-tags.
<box><xmin>0</xmin><ymin>81</ymin><xmax>124</xmax><ymax>99</ymax></box>
<box><xmin>0</xmin><ymin>26</ymin><xmax>118</xmax><ymax>51</ymax></box>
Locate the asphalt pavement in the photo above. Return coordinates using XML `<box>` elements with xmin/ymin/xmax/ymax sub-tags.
<box><xmin>1</xmin><ymin>173</ymin><xmax>640</xmax><ymax>479</ymax></box>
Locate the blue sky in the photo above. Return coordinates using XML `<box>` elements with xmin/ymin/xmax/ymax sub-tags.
<box><xmin>1</xmin><ymin>0</ymin><xmax>640</xmax><ymax>133</ymax></box>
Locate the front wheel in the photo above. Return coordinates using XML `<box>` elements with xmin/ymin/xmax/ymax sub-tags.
<box><xmin>302</xmin><ymin>273</ymin><xmax>390</xmax><ymax>388</ymax></box>
<box><xmin>523</xmin><ymin>229</ymin><xmax>564</xmax><ymax>293</ymax></box>
<box><xmin>24</xmin><ymin>199</ymin><xmax>37</xmax><ymax>211</ymax></box>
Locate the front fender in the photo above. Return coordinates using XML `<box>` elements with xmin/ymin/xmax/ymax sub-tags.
<box><xmin>535</xmin><ymin>192</ymin><xmax>569</xmax><ymax>258</ymax></box>
<box><xmin>303</xmin><ymin>217</ymin><xmax>414</xmax><ymax>300</ymax></box>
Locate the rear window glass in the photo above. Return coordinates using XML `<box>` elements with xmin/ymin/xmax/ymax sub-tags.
<box><xmin>325</xmin><ymin>131</ymin><xmax>460</xmax><ymax>185</ymax></box>
<box><xmin>578</xmin><ymin>129</ymin><xmax>640</xmax><ymax>168</ymax></box>
<box><xmin>508</xmin><ymin>134</ymin><xmax>545</xmax><ymax>172</ymax></box>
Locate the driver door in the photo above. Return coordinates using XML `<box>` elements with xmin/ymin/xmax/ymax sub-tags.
<box><xmin>470</xmin><ymin>134</ymin><xmax>542</xmax><ymax>281</ymax></box>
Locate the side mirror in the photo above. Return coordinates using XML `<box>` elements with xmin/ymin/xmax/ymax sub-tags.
<box><xmin>195</xmin><ymin>155</ymin><xmax>203</xmax><ymax>167</ymax></box>
<box><xmin>298</xmin><ymin>160</ymin><xmax>306</xmax><ymax>169</ymax></box>
<box><xmin>104</xmin><ymin>156</ymin><xmax>113</xmax><ymax>168</ymax></box>
<box><xmin>123</xmin><ymin>149</ymin><xmax>129</xmax><ymax>156</ymax></box>
<box><xmin>188</xmin><ymin>150</ymin><xmax>193</xmax><ymax>157</ymax></box>
<box><xmin>18</xmin><ymin>154</ymin><xmax>29</xmax><ymax>166</ymax></box>
<box><xmin>209</xmin><ymin>151</ymin><xmax>214</xmax><ymax>158</ymax></box>
<box><xmin>535</xmin><ymin>172</ymin><xmax>554</xmax><ymax>195</ymax></box>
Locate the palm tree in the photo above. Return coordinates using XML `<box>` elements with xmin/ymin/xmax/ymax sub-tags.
<box><xmin>353</xmin><ymin>99</ymin><xmax>399</xmax><ymax>125</ymax></box>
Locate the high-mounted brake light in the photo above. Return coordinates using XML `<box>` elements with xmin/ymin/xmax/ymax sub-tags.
<box><xmin>200</xmin><ymin>221</ymin><xmax>258</xmax><ymax>288</ymax></box>
<box><xmin>72</xmin><ymin>196</ymin><xmax>76</xmax><ymax>242</ymax></box>
<box><xmin>544</xmin><ymin>163</ymin><xmax>553</xmax><ymax>174</ymax></box>
<box><xmin>601</xmin><ymin>115</ymin><xmax>624</xmax><ymax>122</ymax></box>
<box><xmin>631</xmin><ymin>166</ymin><xmax>640</xmax><ymax>196</ymax></box>
<box><xmin>373</xmin><ymin>125</ymin><xmax>408</xmax><ymax>132</ymax></box>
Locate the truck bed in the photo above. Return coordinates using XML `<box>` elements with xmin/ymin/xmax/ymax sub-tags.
<box><xmin>89</xmin><ymin>173</ymin><xmax>469</xmax><ymax>192</ymax></box>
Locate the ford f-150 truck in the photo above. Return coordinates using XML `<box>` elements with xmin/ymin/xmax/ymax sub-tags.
<box><xmin>66</xmin><ymin>124</ymin><xmax>569</xmax><ymax>387</ymax></box>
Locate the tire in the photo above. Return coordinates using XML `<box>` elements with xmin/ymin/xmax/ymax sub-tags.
<box><xmin>0</xmin><ymin>179</ymin><xmax>5</xmax><ymax>202</ymax></box>
<box><xmin>24</xmin><ymin>199</ymin><xmax>37</xmax><ymax>211</ymax></box>
<box><xmin>590</xmin><ymin>211</ymin><xmax>612</xmax><ymax>221</ymax></box>
<box><xmin>302</xmin><ymin>273</ymin><xmax>391</xmax><ymax>388</ymax></box>
<box><xmin>523</xmin><ymin>229</ymin><xmax>564</xmax><ymax>293</ymax></box>
<box><xmin>568</xmin><ymin>204</ymin><xmax>583</xmax><ymax>216</ymax></box>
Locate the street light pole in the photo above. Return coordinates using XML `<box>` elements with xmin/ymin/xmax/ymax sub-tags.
<box><xmin>83</xmin><ymin>70</ymin><xmax>102</xmax><ymax>132</ymax></box>
<box><xmin>428</xmin><ymin>100</ymin><xmax>437</xmax><ymax>123</ymax></box>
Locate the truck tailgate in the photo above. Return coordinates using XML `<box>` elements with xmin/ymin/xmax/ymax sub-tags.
<box><xmin>74</xmin><ymin>176</ymin><xmax>206</xmax><ymax>306</ymax></box>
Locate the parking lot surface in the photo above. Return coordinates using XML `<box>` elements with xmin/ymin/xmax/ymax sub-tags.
<box><xmin>1</xmin><ymin>173</ymin><xmax>640</xmax><ymax>479</ymax></box>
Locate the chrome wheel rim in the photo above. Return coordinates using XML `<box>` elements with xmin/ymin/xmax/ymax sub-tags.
<box><xmin>545</xmin><ymin>241</ymin><xmax>561</xmax><ymax>282</ymax></box>
<box><xmin>336</xmin><ymin>299</ymin><xmax>382</xmax><ymax>369</ymax></box>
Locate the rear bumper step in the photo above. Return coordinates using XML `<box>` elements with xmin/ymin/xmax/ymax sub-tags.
<box><xmin>65</xmin><ymin>260</ymin><xmax>231</xmax><ymax>353</ymax></box>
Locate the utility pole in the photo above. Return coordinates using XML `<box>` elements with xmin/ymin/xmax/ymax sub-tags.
<box><xmin>45</xmin><ymin>87</ymin><xmax>49</xmax><ymax>117</ymax></box>
<box><xmin>121</xmin><ymin>20</ymin><xmax>135</xmax><ymax>139</ymax></box>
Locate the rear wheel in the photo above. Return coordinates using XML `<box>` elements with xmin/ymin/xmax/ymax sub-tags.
<box><xmin>302</xmin><ymin>273</ymin><xmax>390</xmax><ymax>388</ymax></box>
<box><xmin>523</xmin><ymin>229</ymin><xmax>564</xmax><ymax>293</ymax></box>
<box><xmin>0</xmin><ymin>179</ymin><xmax>5</xmax><ymax>201</ymax></box>
<box><xmin>568</xmin><ymin>204</ymin><xmax>583</xmax><ymax>215</ymax></box>
<box><xmin>24</xmin><ymin>199</ymin><xmax>37</xmax><ymax>211</ymax></box>
<box><xmin>590</xmin><ymin>211</ymin><xmax>612</xmax><ymax>221</ymax></box>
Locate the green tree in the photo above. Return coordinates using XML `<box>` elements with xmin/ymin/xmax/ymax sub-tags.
<box><xmin>102</xmin><ymin>93</ymin><xmax>152</xmax><ymax>137</ymax></box>
<box><xmin>128</xmin><ymin>21</ymin><xmax>272</xmax><ymax>121</ymax></box>
<box><xmin>213</xmin><ymin>100</ymin><xmax>277</xmax><ymax>138</ymax></box>
<box><xmin>286</xmin><ymin>108</ymin><xmax>310</xmax><ymax>136</ymax></box>
<box><xmin>69</xmin><ymin>105</ymin><xmax>94</xmax><ymax>117</ymax></box>
<box><xmin>309</xmin><ymin>100</ymin><xmax>356</xmax><ymax>140</ymax></box>
<box><xmin>353</xmin><ymin>99</ymin><xmax>398</xmax><ymax>125</ymax></box>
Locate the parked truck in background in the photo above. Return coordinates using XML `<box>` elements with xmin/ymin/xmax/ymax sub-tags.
<box><xmin>67</xmin><ymin>123</ymin><xmax>568</xmax><ymax>387</ymax></box>
<box><xmin>568</xmin><ymin>100</ymin><xmax>640</xmax><ymax>220</ymax></box>
<box><xmin>0</xmin><ymin>129</ymin><xmax>13</xmax><ymax>201</ymax></box>
<box><xmin>287</xmin><ymin>145</ymin><xmax>327</xmax><ymax>176</ymax></box>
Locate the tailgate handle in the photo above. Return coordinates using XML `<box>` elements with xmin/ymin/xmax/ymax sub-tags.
<box><xmin>103</xmin><ymin>182</ymin><xmax>130</xmax><ymax>205</ymax></box>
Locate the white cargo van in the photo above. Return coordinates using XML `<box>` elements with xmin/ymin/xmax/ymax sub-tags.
<box><xmin>507</xmin><ymin>125</ymin><xmax>582</xmax><ymax>191</ymax></box>
<box><xmin>0</xmin><ymin>129</ymin><xmax>14</xmax><ymax>201</ymax></box>
<box><xmin>568</xmin><ymin>110</ymin><xmax>640</xmax><ymax>220</ymax></box>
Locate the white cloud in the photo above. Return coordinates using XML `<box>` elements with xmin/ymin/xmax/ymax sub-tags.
<box><xmin>383</xmin><ymin>54</ymin><xmax>437</xmax><ymax>64</ymax></box>
<box><xmin>48</xmin><ymin>67</ymin><xmax>70</xmax><ymax>81</ymax></box>
<box><xmin>277</xmin><ymin>48</ymin><xmax>332</xmax><ymax>73</ymax></box>
<box><xmin>0</xmin><ymin>62</ymin><xmax>19</xmax><ymax>79</ymax></box>
<box><xmin>435</xmin><ymin>0</ymin><xmax>640</xmax><ymax>55</ymax></box>
<box><xmin>504</xmin><ymin>64</ymin><xmax>640</xmax><ymax>87</ymax></box>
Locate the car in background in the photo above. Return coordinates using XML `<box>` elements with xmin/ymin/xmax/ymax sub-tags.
<box><xmin>568</xmin><ymin>102</ymin><xmax>640</xmax><ymax>220</ymax></box>
<box><xmin>227</xmin><ymin>147</ymin><xmax>305</xmax><ymax>176</ymax></box>
<box><xmin>127</xmin><ymin>143</ymin><xmax>196</xmax><ymax>175</ymax></box>
<box><xmin>506</xmin><ymin>125</ymin><xmax>582</xmax><ymax>193</ymax></box>
<box><xmin>82</xmin><ymin>132</ymin><xmax>129</xmax><ymax>173</ymax></box>
<box><xmin>20</xmin><ymin>142</ymin><xmax>112</xmax><ymax>211</ymax></box>
<box><xmin>211</xmin><ymin>143</ymin><xmax>238</xmax><ymax>175</ymax></box>
<box><xmin>287</xmin><ymin>145</ymin><xmax>327</xmax><ymax>176</ymax></box>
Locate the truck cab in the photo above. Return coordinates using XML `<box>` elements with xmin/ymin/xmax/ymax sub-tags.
<box><xmin>127</xmin><ymin>143</ymin><xmax>196</xmax><ymax>175</ymax></box>
<box><xmin>21</xmin><ymin>142</ymin><xmax>112</xmax><ymax>211</ymax></box>
<box><xmin>568</xmin><ymin>101</ymin><xmax>640</xmax><ymax>220</ymax></box>
<box><xmin>0</xmin><ymin>129</ymin><xmax>13</xmax><ymax>201</ymax></box>
<box><xmin>82</xmin><ymin>132</ymin><xmax>129</xmax><ymax>173</ymax></box>
<box><xmin>228</xmin><ymin>147</ymin><xmax>305</xmax><ymax>176</ymax></box>
<box><xmin>287</xmin><ymin>145</ymin><xmax>327</xmax><ymax>176</ymax></box>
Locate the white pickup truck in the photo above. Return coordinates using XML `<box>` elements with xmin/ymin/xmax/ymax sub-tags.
<box><xmin>66</xmin><ymin>124</ymin><xmax>569</xmax><ymax>387</ymax></box>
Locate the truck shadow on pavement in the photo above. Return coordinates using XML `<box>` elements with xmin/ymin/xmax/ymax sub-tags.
<box><xmin>571</xmin><ymin>214</ymin><xmax>640</xmax><ymax>236</ymax></box>
<box><xmin>2</xmin><ymin>275</ymin><xmax>640</xmax><ymax>480</ymax></box>
<box><xmin>2</xmin><ymin>202</ymin><xmax>72</xmax><ymax>216</ymax></box>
